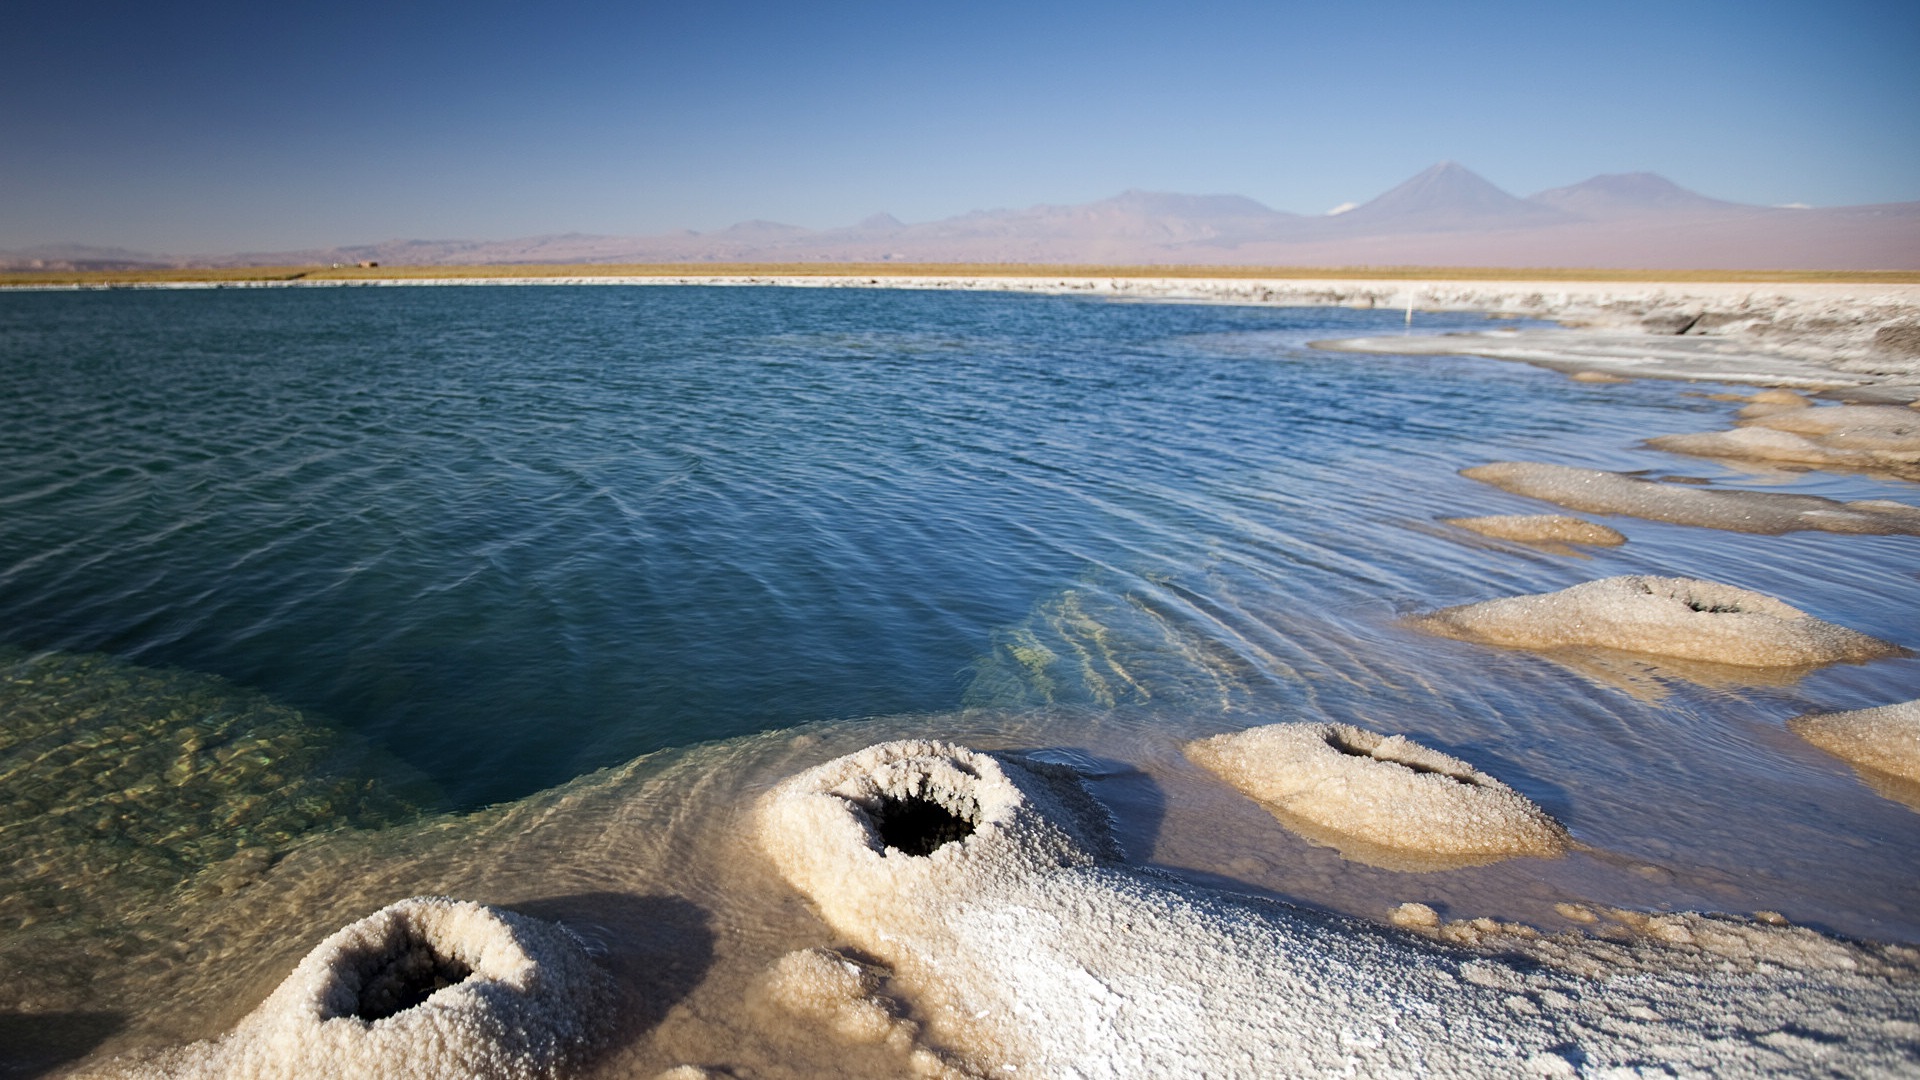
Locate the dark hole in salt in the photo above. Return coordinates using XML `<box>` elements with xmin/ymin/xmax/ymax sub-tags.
<box><xmin>869</xmin><ymin>794</ymin><xmax>975</xmax><ymax>856</ymax></box>
<box><xmin>1685</xmin><ymin>598</ymin><xmax>1743</xmax><ymax>614</ymax></box>
<box><xmin>1323</xmin><ymin>731</ymin><xmax>1474</xmax><ymax>785</ymax></box>
<box><xmin>353</xmin><ymin>939</ymin><xmax>474</xmax><ymax>1022</ymax></box>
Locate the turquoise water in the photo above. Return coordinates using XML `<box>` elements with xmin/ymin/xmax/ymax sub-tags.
<box><xmin>3</xmin><ymin>285</ymin><xmax>1919</xmax><ymax>1073</ymax></box>
<box><xmin>0</xmin><ymin>286</ymin><xmax>1568</xmax><ymax>806</ymax></box>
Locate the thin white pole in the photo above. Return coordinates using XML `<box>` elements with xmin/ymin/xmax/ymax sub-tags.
<box><xmin>1405</xmin><ymin>290</ymin><xmax>1416</xmax><ymax>328</ymax></box>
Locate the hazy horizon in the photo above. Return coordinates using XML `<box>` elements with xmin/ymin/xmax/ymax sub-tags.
<box><xmin>6</xmin><ymin>0</ymin><xmax>1916</xmax><ymax>252</ymax></box>
<box><xmin>0</xmin><ymin>163</ymin><xmax>1841</xmax><ymax>259</ymax></box>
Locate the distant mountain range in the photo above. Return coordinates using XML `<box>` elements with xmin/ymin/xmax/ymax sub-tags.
<box><xmin>8</xmin><ymin>162</ymin><xmax>1918</xmax><ymax>271</ymax></box>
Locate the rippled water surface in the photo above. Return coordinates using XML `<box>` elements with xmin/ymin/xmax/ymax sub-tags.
<box><xmin>2</xmin><ymin>285</ymin><xmax>1917</xmax><ymax>1074</ymax></box>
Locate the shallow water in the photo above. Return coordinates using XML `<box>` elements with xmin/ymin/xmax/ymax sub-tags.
<box><xmin>2</xmin><ymin>285</ymin><xmax>1917</xmax><ymax>1075</ymax></box>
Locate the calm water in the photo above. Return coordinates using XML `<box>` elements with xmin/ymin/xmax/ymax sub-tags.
<box><xmin>3</xmin><ymin>285</ymin><xmax>1918</xmax><ymax>1072</ymax></box>
<box><xmin>0</xmin><ymin>285</ymin><xmax>1564</xmax><ymax>805</ymax></box>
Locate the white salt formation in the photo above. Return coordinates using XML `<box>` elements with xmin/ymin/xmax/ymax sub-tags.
<box><xmin>1442</xmin><ymin>513</ymin><xmax>1625</xmax><ymax>547</ymax></box>
<box><xmin>1737</xmin><ymin>388</ymin><xmax>1813</xmax><ymax>415</ymax></box>
<box><xmin>1463</xmin><ymin>460</ymin><xmax>1920</xmax><ymax>534</ymax></box>
<box><xmin>114</xmin><ymin>897</ymin><xmax>613</xmax><ymax>1080</ymax></box>
<box><xmin>1413</xmin><ymin>575</ymin><xmax>1904</xmax><ymax>667</ymax></box>
<box><xmin>1391</xmin><ymin>902</ymin><xmax>1920</xmax><ymax>985</ymax></box>
<box><xmin>755</xmin><ymin>948</ymin><xmax>967</xmax><ymax>1078</ymax></box>
<box><xmin>1743</xmin><ymin>401</ymin><xmax>1919</xmax><ymax>444</ymax></box>
<box><xmin>1312</xmin><ymin>284</ymin><xmax>1920</xmax><ymax>398</ymax></box>
<box><xmin>1791</xmin><ymin>699</ymin><xmax>1920</xmax><ymax>806</ymax></box>
<box><xmin>1649</xmin><ymin>402</ymin><xmax>1920</xmax><ymax>479</ymax></box>
<box><xmin>1184</xmin><ymin>722</ymin><xmax>1568</xmax><ymax>865</ymax></box>
<box><xmin>757</xmin><ymin>740</ymin><xmax>1920</xmax><ymax>1077</ymax></box>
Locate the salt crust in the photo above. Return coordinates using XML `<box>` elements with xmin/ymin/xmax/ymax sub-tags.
<box><xmin>1741</xmin><ymin>388</ymin><xmax>1814</xmax><ymax>410</ymax></box>
<box><xmin>1413</xmin><ymin>574</ymin><xmax>1904</xmax><ymax>667</ymax></box>
<box><xmin>1463</xmin><ymin>460</ymin><xmax>1920</xmax><ymax>534</ymax></box>
<box><xmin>1393</xmin><ymin>902</ymin><xmax>1920</xmax><ymax>982</ymax></box>
<box><xmin>1649</xmin><ymin>402</ymin><xmax>1920</xmax><ymax>479</ymax></box>
<box><xmin>106</xmin><ymin>897</ymin><xmax>613</xmax><ymax>1080</ymax></box>
<box><xmin>755</xmin><ymin>948</ymin><xmax>969</xmax><ymax>1078</ymax></box>
<box><xmin>761</xmin><ymin>948</ymin><xmax>905</xmax><ymax>1047</ymax></box>
<box><xmin>758</xmin><ymin>740</ymin><xmax>1920</xmax><ymax>1077</ymax></box>
<box><xmin>1442</xmin><ymin>514</ymin><xmax>1626</xmax><ymax>547</ymax></box>
<box><xmin>1184</xmin><ymin>722</ymin><xmax>1568</xmax><ymax>862</ymax></box>
<box><xmin>1791</xmin><ymin>698</ymin><xmax>1920</xmax><ymax>792</ymax></box>
<box><xmin>1722</xmin><ymin>388</ymin><xmax>1811</xmax><ymax>422</ymax></box>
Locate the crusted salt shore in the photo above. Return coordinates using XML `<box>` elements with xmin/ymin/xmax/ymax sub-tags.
<box><xmin>1442</xmin><ymin>513</ymin><xmax>1626</xmax><ymax>548</ymax></box>
<box><xmin>1736</xmin><ymin>387</ymin><xmax>1813</xmax><ymax>416</ymax></box>
<box><xmin>107</xmin><ymin>897</ymin><xmax>614</xmax><ymax>1080</ymax></box>
<box><xmin>756</xmin><ymin>740</ymin><xmax>1920</xmax><ymax>1077</ymax></box>
<box><xmin>1390</xmin><ymin>902</ymin><xmax>1920</xmax><ymax>984</ymax></box>
<box><xmin>1791</xmin><ymin>699</ymin><xmax>1920</xmax><ymax>808</ymax></box>
<box><xmin>1463</xmin><ymin>460</ymin><xmax>1920</xmax><ymax>534</ymax></box>
<box><xmin>45</xmin><ymin>278</ymin><xmax>1920</xmax><ymax>399</ymax></box>
<box><xmin>1412</xmin><ymin>575</ymin><xmax>1905</xmax><ymax>668</ymax></box>
<box><xmin>1310</xmin><ymin>285</ymin><xmax>1920</xmax><ymax>401</ymax></box>
<box><xmin>1185</xmin><ymin>722</ymin><xmax>1568</xmax><ymax>866</ymax></box>
<box><xmin>753</xmin><ymin>948</ymin><xmax>966</xmax><ymax>1078</ymax></box>
<box><xmin>1649</xmin><ymin>402</ymin><xmax>1920</xmax><ymax>479</ymax></box>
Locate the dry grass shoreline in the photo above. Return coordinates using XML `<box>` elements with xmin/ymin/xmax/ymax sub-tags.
<box><xmin>4</xmin><ymin>262</ymin><xmax>1919</xmax><ymax>288</ymax></box>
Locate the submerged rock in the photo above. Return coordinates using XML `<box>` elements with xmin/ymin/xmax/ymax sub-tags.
<box><xmin>1411</xmin><ymin>575</ymin><xmax>1905</xmax><ymax>668</ymax></box>
<box><xmin>1462</xmin><ymin>461</ymin><xmax>1920</xmax><ymax>534</ymax></box>
<box><xmin>756</xmin><ymin>740</ymin><xmax>1920</xmax><ymax>1077</ymax></box>
<box><xmin>109</xmin><ymin>897</ymin><xmax>614</xmax><ymax>1080</ymax></box>
<box><xmin>0</xmin><ymin>647</ymin><xmax>435</xmax><ymax>1022</ymax></box>
<box><xmin>0</xmin><ymin>648</ymin><xmax>431</xmax><ymax>930</ymax></box>
<box><xmin>1185</xmin><ymin>722</ymin><xmax>1569</xmax><ymax>867</ymax></box>
<box><xmin>1791</xmin><ymin>699</ymin><xmax>1920</xmax><ymax>809</ymax></box>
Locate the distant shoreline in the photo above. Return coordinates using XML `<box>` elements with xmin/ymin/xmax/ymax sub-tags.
<box><xmin>4</xmin><ymin>262</ymin><xmax>1919</xmax><ymax>289</ymax></box>
<box><xmin>8</xmin><ymin>265</ymin><xmax>1918</xmax><ymax>400</ymax></box>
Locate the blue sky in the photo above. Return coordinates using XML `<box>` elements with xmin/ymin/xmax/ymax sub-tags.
<box><xmin>4</xmin><ymin>0</ymin><xmax>1915</xmax><ymax>252</ymax></box>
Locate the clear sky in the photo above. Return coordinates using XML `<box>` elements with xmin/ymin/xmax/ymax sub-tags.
<box><xmin>4</xmin><ymin>0</ymin><xmax>1915</xmax><ymax>253</ymax></box>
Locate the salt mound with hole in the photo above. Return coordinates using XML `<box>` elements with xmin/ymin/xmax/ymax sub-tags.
<box><xmin>1462</xmin><ymin>461</ymin><xmax>1920</xmax><ymax>535</ymax></box>
<box><xmin>755</xmin><ymin>739</ymin><xmax>1920</xmax><ymax>1076</ymax></box>
<box><xmin>1184</xmin><ymin>723</ymin><xmax>1568</xmax><ymax>862</ymax></box>
<box><xmin>1791</xmin><ymin>698</ymin><xmax>1920</xmax><ymax>795</ymax></box>
<box><xmin>114</xmin><ymin>897</ymin><xmax>614</xmax><ymax>1080</ymax></box>
<box><xmin>1412</xmin><ymin>575</ymin><xmax>1903</xmax><ymax>667</ymax></box>
<box><xmin>1442</xmin><ymin>514</ymin><xmax>1625</xmax><ymax>547</ymax></box>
